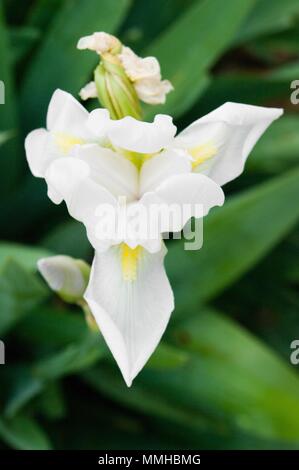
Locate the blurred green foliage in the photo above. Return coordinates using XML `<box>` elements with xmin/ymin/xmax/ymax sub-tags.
<box><xmin>0</xmin><ymin>0</ymin><xmax>299</xmax><ymax>450</ymax></box>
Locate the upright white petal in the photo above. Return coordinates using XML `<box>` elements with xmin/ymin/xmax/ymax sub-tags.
<box><xmin>85</xmin><ymin>244</ymin><xmax>174</xmax><ymax>386</ymax></box>
<box><xmin>176</xmin><ymin>102</ymin><xmax>283</xmax><ymax>186</ymax></box>
<box><xmin>25</xmin><ymin>128</ymin><xmax>51</xmax><ymax>177</ymax></box>
<box><xmin>71</xmin><ymin>144</ymin><xmax>139</xmax><ymax>200</ymax></box>
<box><xmin>87</xmin><ymin>108</ymin><xmax>114</xmax><ymax>141</ymax></box>
<box><xmin>25</xmin><ymin>90</ymin><xmax>98</xmax><ymax>182</ymax></box>
<box><xmin>107</xmin><ymin>114</ymin><xmax>177</xmax><ymax>153</ymax></box>
<box><xmin>46</xmin><ymin>89</ymin><xmax>92</xmax><ymax>139</ymax></box>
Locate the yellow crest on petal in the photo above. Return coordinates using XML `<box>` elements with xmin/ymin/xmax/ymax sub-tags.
<box><xmin>121</xmin><ymin>244</ymin><xmax>142</xmax><ymax>281</ymax></box>
<box><xmin>54</xmin><ymin>132</ymin><xmax>85</xmax><ymax>155</ymax></box>
<box><xmin>189</xmin><ymin>142</ymin><xmax>217</xmax><ymax>170</ymax></box>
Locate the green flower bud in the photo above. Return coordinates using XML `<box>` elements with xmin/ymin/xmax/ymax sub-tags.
<box><xmin>94</xmin><ymin>53</ymin><xmax>142</xmax><ymax>120</ymax></box>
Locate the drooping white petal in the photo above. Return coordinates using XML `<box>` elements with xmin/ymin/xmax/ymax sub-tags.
<box><xmin>140</xmin><ymin>149</ymin><xmax>191</xmax><ymax>195</ymax></box>
<box><xmin>118</xmin><ymin>47</ymin><xmax>173</xmax><ymax>104</ymax></box>
<box><xmin>46</xmin><ymin>89</ymin><xmax>92</xmax><ymax>139</ymax></box>
<box><xmin>107</xmin><ymin>114</ymin><xmax>177</xmax><ymax>154</ymax></box>
<box><xmin>77</xmin><ymin>32</ymin><xmax>120</xmax><ymax>55</ymax></box>
<box><xmin>84</xmin><ymin>244</ymin><xmax>174</xmax><ymax>386</ymax></box>
<box><xmin>118</xmin><ymin>46</ymin><xmax>161</xmax><ymax>81</ymax></box>
<box><xmin>176</xmin><ymin>102</ymin><xmax>283</xmax><ymax>186</ymax></box>
<box><xmin>140</xmin><ymin>173</ymin><xmax>224</xmax><ymax>234</ymax></box>
<box><xmin>47</xmin><ymin>186</ymin><xmax>63</xmax><ymax>205</ymax></box>
<box><xmin>134</xmin><ymin>78</ymin><xmax>173</xmax><ymax>105</ymax></box>
<box><xmin>45</xmin><ymin>157</ymin><xmax>118</xmax><ymax>252</ymax></box>
<box><xmin>25</xmin><ymin>128</ymin><xmax>51</xmax><ymax>177</ymax></box>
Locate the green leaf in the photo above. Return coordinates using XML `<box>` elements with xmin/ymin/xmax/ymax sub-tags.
<box><xmin>248</xmin><ymin>115</ymin><xmax>299</xmax><ymax>174</ymax></box>
<box><xmin>0</xmin><ymin>178</ymin><xmax>56</xmax><ymax>238</ymax></box>
<box><xmin>0</xmin><ymin>5</ymin><xmax>21</xmax><ymax>195</ymax></box>
<box><xmin>166</xmin><ymin>166</ymin><xmax>299</xmax><ymax>313</ymax></box>
<box><xmin>147</xmin><ymin>343</ymin><xmax>189</xmax><ymax>370</ymax></box>
<box><xmin>170</xmin><ymin>310</ymin><xmax>299</xmax><ymax>441</ymax></box>
<box><xmin>0</xmin><ymin>130</ymin><xmax>15</xmax><ymax>146</ymax></box>
<box><xmin>33</xmin><ymin>332</ymin><xmax>106</xmax><ymax>381</ymax></box>
<box><xmin>84</xmin><ymin>308</ymin><xmax>299</xmax><ymax>442</ymax></box>
<box><xmin>26</xmin><ymin>0</ymin><xmax>65</xmax><ymax>29</ymax></box>
<box><xmin>0</xmin><ymin>259</ymin><xmax>48</xmax><ymax>335</ymax></box>
<box><xmin>9</xmin><ymin>26</ymin><xmax>40</xmax><ymax>64</ymax></box>
<box><xmin>36</xmin><ymin>382</ymin><xmax>66</xmax><ymax>421</ymax></box>
<box><xmin>3</xmin><ymin>366</ymin><xmax>43</xmax><ymax>419</ymax></box>
<box><xmin>235</xmin><ymin>0</ymin><xmax>299</xmax><ymax>44</ymax></box>
<box><xmin>0</xmin><ymin>242</ymin><xmax>52</xmax><ymax>271</ymax></box>
<box><xmin>21</xmin><ymin>0</ymin><xmax>131</xmax><ymax>130</ymax></box>
<box><xmin>0</xmin><ymin>414</ymin><xmax>52</xmax><ymax>450</ymax></box>
<box><xmin>4</xmin><ymin>313</ymin><xmax>104</xmax><ymax>415</ymax></box>
<box><xmin>247</xmin><ymin>27</ymin><xmax>299</xmax><ymax>61</ymax></box>
<box><xmin>269</xmin><ymin>60</ymin><xmax>299</xmax><ymax>81</ymax></box>
<box><xmin>41</xmin><ymin>220</ymin><xmax>92</xmax><ymax>260</ymax></box>
<box><xmin>182</xmin><ymin>68</ymin><xmax>292</xmax><ymax>123</ymax></box>
<box><xmin>17</xmin><ymin>305</ymin><xmax>88</xmax><ymax>349</ymax></box>
<box><xmin>83</xmin><ymin>363</ymin><xmax>213</xmax><ymax>433</ymax></box>
<box><xmin>3</xmin><ymin>335</ymin><xmax>105</xmax><ymax>417</ymax></box>
<box><xmin>144</xmin><ymin>0</ymin><xmax>256</xmax><ymax>119</ymax></box>
<box><xmin>120</xmin><ymin>0</ymin><xmax>194</xmax><ymax>51</ymax></box>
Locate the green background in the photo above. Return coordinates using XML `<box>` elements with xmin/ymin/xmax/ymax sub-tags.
<box><xmin>0</xmin><ymin>0</ymin><xmax>299</xmax><ymax>450</ymax></box>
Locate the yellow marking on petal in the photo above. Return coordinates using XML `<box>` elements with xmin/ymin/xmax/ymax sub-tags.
<box><xmin>142</xmin><ymin>152</ymin><xmax>158</xmax><ymax>163</ymax></box>
<box><xmin>119</xmin><ymin>148</ymin><xmax>143</xmax><ymax>169</ymax></box>
<box><xmin>189</xmin><ymin>142</ymin><xmax>217</xmax><ymax>170</ymax></box>
<box><xmin>54</xmin><ymin>132</ymin><xmax>85</xmax><ymax>155</ymax></box>
<box><xmin>121</xmin><ymin>244</ymin><xmax>142</xmax><ymax>281</ymax></box>
<box><xmin>114</xmin><ymin>146</ymin><xmax>159</xmax><ymax>170</ymax></box>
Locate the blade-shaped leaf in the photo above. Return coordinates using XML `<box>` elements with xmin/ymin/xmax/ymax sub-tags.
<box><xmin>84</xmin><ymin>308</ymin><xmax>299</xmax><ymax>442</ymax></box>
<box><xmin>33</xmin><ymin>332</ymin><xmax>106</xmax><ymax>381</ymax></box>
<box><xmin>0</xmin><ymin>259</ymin><xmax>48</xmax><ymax>335</ymax></box>
<box><xmin>0</xmin><ymin>242</ymin><xmax>52</xmax><ymax>271</ymax></box>
<box><xmin>248</xmin><ymin>115</ymin><xmax>299</xmax><ymax>174</ymax></box>
<box><xmin>0</xmin><ymin>414</ymin><xmax>51</xmax><ymax>450</ymax></box>
<box><xmin>41</xmin><ymin>220</ymin><xmax>92</xmax><ymax>260</ymax></box>
<box><xmin>235</xmin><ymin>0</ymin><xmax>299</xmax><ymax>44</ymax></box>
<box><xmin>0</xmin><ymin>5</ymin><xmax>21</xmax><ymax>195</ymax></box>
<box><xmin>166</xmin><ymin>166</ymin><xmax>299</xmax><ymax>314</ymax></box>
<box><xmin>21</xmin><ymin>0</ymin><xmax>130</xmax><ymax>130</ymax></box>
<box><xmin>144</xmin><ymin>0</ymin><xmax>256</xmax><ymax>119</ymax></box>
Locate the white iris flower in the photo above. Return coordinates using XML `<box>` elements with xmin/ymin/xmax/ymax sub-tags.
<box><xmin>25</xmin><ymin>88</ymin><xmax>282</xmax><ymax>385</ymax></box>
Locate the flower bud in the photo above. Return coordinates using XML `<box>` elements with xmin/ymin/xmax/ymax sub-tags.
<box><xmin>37</xmin><ymin>255</ymin><xmax>90</xmax><ymax>303</ymax></box>
<box><xmin>94</xmin><ymin>54</ymin><xmax>142</xmax><ymax>120</ymax></box>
